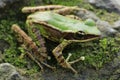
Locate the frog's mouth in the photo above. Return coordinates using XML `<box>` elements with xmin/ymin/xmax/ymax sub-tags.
<box><xmin>76</xmin><ymin>34</ymin><xmax>100</xmax><ymax>40</ymax></box>
<box><xmin>74</xmin><ymin>32</ymin><xmax>100</xmax><ymax>40</ymax></box>
<box><xmin>64</xmin><ymin>32</ymin><xmax>100</xmax><ymax>41</ymax></box>
<box><xmin>74</xmin><ymin>31</ymin><xmax>100</xmax><ymax>40</ymax></box>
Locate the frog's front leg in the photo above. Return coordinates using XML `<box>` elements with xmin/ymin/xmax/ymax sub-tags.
<box><xmin>52</xmin><ymin>40</ymin><xmax>84</xmax><ymax>74</ymax></box>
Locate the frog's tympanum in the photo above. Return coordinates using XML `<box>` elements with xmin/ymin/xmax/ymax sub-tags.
<box><xmin>12</xmin><ymin>5</ymin><xmax>101</xmax><ymax>74</ymax></box>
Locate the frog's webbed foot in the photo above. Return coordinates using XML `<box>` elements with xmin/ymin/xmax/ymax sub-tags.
<box><xmin>52</xmin><ymin>40</ymin><xmax>84</xmax><ymax>74</ymax></box>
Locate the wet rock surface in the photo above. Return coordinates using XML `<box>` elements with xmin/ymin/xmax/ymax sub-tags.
<box><xmin>86</xmin><ymin>0</ymin><xmax>120</xmax><ymax>13</ymax></box>
<box><xmin>96</xmin><ymin>20</ymin><xmax>119</xmax><ymax>37</ymax></box>
<box><xmin>0</xmin><ymin>63</ymin><xmax>23</xmax><ymax>80</ymax></box>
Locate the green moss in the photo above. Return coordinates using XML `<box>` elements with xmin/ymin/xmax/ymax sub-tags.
<box><xmin>25</xmin><ymin>65</ymin><xmax>40</xmax><ymax>75</ymax></box>
<box><xmin>98</xmin><ymin>12</ymin><xmax>120</xmax><ymax>23</ymax></box>
<box><xmin>64</xmin><ymin>38</ymin><xmax>120</xmax><ymax>69</ymax></box>
<box><xmin>0</xmin><ymin>19</ymin><xmax>26</xmax><ymax>67</ymax></box>
<box><xmin>44</xmin><ymin>0</ymin><xmax>83</xmax><ymax>6</ymax></box>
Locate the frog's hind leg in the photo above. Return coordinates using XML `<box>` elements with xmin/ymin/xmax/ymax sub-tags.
<box><xmin>22</xmin><ymin>5</ymin><xmax>66</xmax><ymax>13</ymax></box>
<box><xmin>54</xmin><ymin>6</ymin><xmax>80</xmax><ymax>15</ymax></box>
<box><xmin>52</xmin><ymin>40</ymin><xmax>84</xmax><ymax>74</ymax></box>
<box><xmin>26</xmin><ymin>23</ymin><xmax>56</xmax><ymax>70</ymax></box>
<box><xmin>65</xmin><ymin>15</ymin><xmax>82</xmax><ymax>20</ymax></box>
<box><xmin>12</xmin><ymin>24</ymin><xmax>55</xmax><ymax>71</ymax></box>
<box><xmin>25</xmin><ymin>45</ymin><xmax>55</xmax><ymax>71</ymax></box>
<box><xmin>22</xmin><ymin>44</ymin><xmax>44</xmax><ymax>71</ymax></box>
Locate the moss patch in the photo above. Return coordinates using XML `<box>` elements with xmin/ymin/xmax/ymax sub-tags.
<box><xmin>63</xmin><ymin>38</ymin><xmax>120</xmax><ymax>69</ymax></box>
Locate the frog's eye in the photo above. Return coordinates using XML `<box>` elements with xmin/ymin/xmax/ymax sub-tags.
<box><xmin>74</xmin><ymin>31</ymin><xmax>86</xmax><ymax>39</ymax></box>
<box><xmin>77</xmin><ymin>31</ymin><xmax>85</xmax><ymax>35</ymax></box>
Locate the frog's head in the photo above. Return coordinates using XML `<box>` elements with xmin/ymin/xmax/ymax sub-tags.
<box><xmin>73</xmin><ymin>19</ymin><xmax>101</xmax><ymax>41</ymax></box>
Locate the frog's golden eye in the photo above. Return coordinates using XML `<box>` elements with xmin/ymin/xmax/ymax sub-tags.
<box><xmin>74</xmin><ymin>31</ymin><xmax>86</xmax><ymax>39</ymax></box>
<box><xmin>77</xmin><ymin>31</ymin><xmax>85</xmax><ymax>35</ymax></box>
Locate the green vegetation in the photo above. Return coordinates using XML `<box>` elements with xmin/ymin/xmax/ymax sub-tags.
<box><xmin>0</xmin><ymin>19</ymin><xmax>26</xmax><ymax>67</ymax></box>
<box><xmin>63</xmin><ymin>38</ymin><xmax>120</xmax><ymax>69</ymax></box>
<box><xmin>44</xmin><ymin>0</ymin><xmax>83</xmax><ymax>6</ymax></box>
<box><xmin>0</xmin><ymin>0</ymin><xmax>120</xmax><ymax>75</ymax></box>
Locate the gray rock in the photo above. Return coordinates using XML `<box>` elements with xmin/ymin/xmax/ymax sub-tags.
<box><xmin>96</xmin><ymin>20</ymin><xmax>119</xmax><ymax>37</ymax></box>
<box><xmin>86</xmin><ymin>0</ymin><xmax>120</xmax><ymax>13</ymax></box>
<box><xmin>0</xmin><ymin>63</ymin><xmax>23</xmax><ymax>80</ymax></box>
<box><xmin>76</xmin><ymin>8</ymin><xmax>99</xmax><ymax>21</ymax></box>
<box><xmin>113</xmin><ymin>19</ymin><xmax>120</xmax><ymax>31</ymax></box>
<box><xmin>0</xmin><ymin>0</ymin><xmax>5</xmax><ymax>8</ymax></box>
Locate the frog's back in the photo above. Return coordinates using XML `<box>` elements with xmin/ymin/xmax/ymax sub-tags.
<box><xmin>28</xmin><ymin>11</ymin><xmax>100</xmax><ymax>42</ymax></box>
<box><xmin>28</xmin><ymin>12</ymin><xmax>84</xmax><ymax>32</ymax></box>
<box><xmin>29</xmin><ymin>11</ymin><xmax>100</xmax><ymax>34</ymax></box>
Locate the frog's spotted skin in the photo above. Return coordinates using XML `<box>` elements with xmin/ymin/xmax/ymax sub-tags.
<box><xmin>22</xmin><ymin>5</ymin><xmax>66</xmax><ymax>13</ymax></box>
<box><xmin>12</xmin><ymin>5</ymin><xmax>101</xmax><ymax>74</ymax></box>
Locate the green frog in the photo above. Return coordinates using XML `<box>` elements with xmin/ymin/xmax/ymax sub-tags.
<box><xmin>12</xmin><ymin>5</ymin><xmax>101</xmax><ymax>74</ymax></box>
